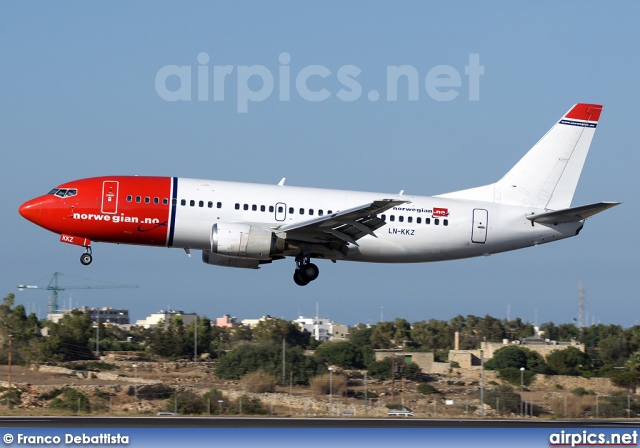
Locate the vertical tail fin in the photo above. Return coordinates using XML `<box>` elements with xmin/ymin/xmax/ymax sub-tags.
<box><xmin>494</xmin><ymin>103</ymin><xmax>602</xmax><ymax>209</ymax></box>
<box><xmin>437</xmin><ymin>103</ymin><xmax>602</xmax><ymax>210</ymax></box>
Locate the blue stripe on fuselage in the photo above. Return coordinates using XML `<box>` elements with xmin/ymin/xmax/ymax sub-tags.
<box><xmin>168</xmin><ymin>177</ymin><xmax>178</xmax><ymax>247</ymax></box>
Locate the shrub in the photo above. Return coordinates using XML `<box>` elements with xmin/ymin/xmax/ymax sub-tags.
<box><xmin>240</xmin><ymin>371</ymin><xmax>278</xmax><ymax>393</ymax></box>
<box><xmin>49</xmin><ymin>388</ymin><xmax>90</xmax><ymax>413</ymax></box>
<box><xmin>417</xmin><ymin>384</ymin><xmax>438</xmax><ymax>395</ymax></box>
<box><xmin>309</xmin><ymin>373</ymin><xmax>346</xmax><ymax>395</ymax></box>
<box><xmin>571</xmin><ymin>387</ymin><xmax>592</xmax><ymax>397</ymax></box>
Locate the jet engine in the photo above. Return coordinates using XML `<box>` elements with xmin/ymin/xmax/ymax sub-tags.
<box><xmin>210</xmin><ymin>222</ymin><xmax>283</xmax><ymax>260</ymax></box>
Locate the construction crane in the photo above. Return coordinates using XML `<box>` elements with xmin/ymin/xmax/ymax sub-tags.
<box><xmin>17</xmin><ymin>272</ymin><xmax>138</xmax><ymax>314</ymax></box>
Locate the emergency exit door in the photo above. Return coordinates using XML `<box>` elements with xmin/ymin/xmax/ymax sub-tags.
<box><xmin>471</xmin><ymin>208</ymin><xmax>488</xmax><ymax>243</ymax></box>
<box><xmin>101</xmin><ymin>181</ymin><xmax>119</xmax><ymax>214</ymax></box>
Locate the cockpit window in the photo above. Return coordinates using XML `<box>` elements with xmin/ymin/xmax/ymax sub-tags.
<box><xmin>50</xmin><ymin>188</ymin><xmax>77</xmax><ymax>198</ymax></box>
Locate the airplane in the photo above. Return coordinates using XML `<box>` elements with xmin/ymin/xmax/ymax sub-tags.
<box><xmin>19</xmin><ymin>103</ymin><xmax>619</xmax><ymax>286</ymax></box>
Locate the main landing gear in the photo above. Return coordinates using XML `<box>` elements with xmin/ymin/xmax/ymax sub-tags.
<box><xmin>293</xmin><ymin>255</ymin><xmax>319</xmax><ymax>286</ymax></box>
<box><xmin>80</xmin><ymin>247</ymin><xmax>93</xmax><ymax>266</ymax></box>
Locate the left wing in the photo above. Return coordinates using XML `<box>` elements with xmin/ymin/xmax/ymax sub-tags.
<box><xmin>275</xmin><ymin>199</ymin><xmax>407</xmax><ymax>246</ymax></box>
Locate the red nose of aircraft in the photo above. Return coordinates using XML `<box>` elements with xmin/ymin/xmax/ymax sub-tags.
<box><xmin>19</xmin><ymin>197</ymin><xmax>47</xmax><ymax>226</ymax></box>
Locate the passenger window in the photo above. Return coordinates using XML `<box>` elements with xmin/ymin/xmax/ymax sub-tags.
<box><xmin>289</xmin><ymin>207</ymin><xmax>294</xmax><ymax>214</ymax></box>
<box><xmin>425</xmin><ymin>218</ymin><xmax>431</xmax><ymax>224</ymax></box>
<box><xmin>408</xmin><ymin>216</ymin><xmax>413</xmax><ymax>223</ymax></box>
<box><xmin>299</xmin><ymin>208</ymin><xmax>305</xmax><ymax>215</ymax></box>
<box><xmin>199</xmin><ymin>201</ymin><xmax>204</xmax><ymax>207</ymax></box>
<box><xmin>318</xmin><ymin>210</ymin><xmax>324</xmax><ymax>216</ymax></box>
<box><xmin>235</xmin><ymin>203</ymin><xmax>240</xmax><ymax>210</ymax></box>
<box><xmin>243</xmin><ymin>204</ymin><xmax>249</xmax><ymax>211</ymax></box>
<box><xmin>260</xmin><ymin>205</ymin><xmax>265</xmax><ymax>212</ymax></box>
<box><xmin>172</xmin><ymin>198</ymin><xmax>177</xmax><ymax>206</ymax></box>
<box><xmin>154</xmin><ymin>197</ymin><xmax>159</xmax><ymax>204</ymax></box>
<box><xmin>208</xmin><ymin>201</ymin><xmax>213</xmax><ymax>208</ymax></box>
<box><xmin>163</xmin><ymin>198</ymin><xmax>169</xmax><ymax>205</ymax></box>
<box><xmin>381</xmin><ymin>214</ymin><xmax>386</xmax><ymax>221</ymax></box>
<box><xmin>136</xmin><ymin>196</ymin><xmax>141</xmax><ymax>203</ymax></box>
<box><xmin>190</xmin><ymin>200</ymin><xmax>195</xmax><ymax>207</ymax></box>
<box><xmin>252</xmin><ymin>205</ymin><xmax>257</xmax><ymax>211</ymax></box>
<box><xmin>126</xmin><ymin>195</ymin><xmax>132</xmax><ymax>202</ymax></box>
<box><xmin>435</xmin><ymin>219</ymin><xmax>440</xmax><ymax>225</ymax></box>
<box><xmin>328</xmin><ymin>210</ymin><xmax>333</xmax><ymax>214</ymax></box>
<box><xmin>181</xmin><ymin>199</ymin><xmax>186</xmax><ymax>206</ymax></box>
<box><xmin>417</xmin><ymin>217</ymin><xmax>422</xmax><ymax>224</ymax></box>
<box><xmin>444</xmin><ymin>219</ymin><xmax>448</xmax><ymax>226</ymax></box>
<box><xmin>278</xmin><ymin>206</ymin><xmax>284</xmax><ymax>213</ymax></box>
<box><xmin>309</xmin><ymin>209</ymin><xmax>314</xmax><ymax>216</ymax></box>
<box><xmin>217</xmin><ymin>202</ymin><xmax>222</xmax><ymax>209</ymax></box>
<box><xmin>269</xmin><ymin>206</ymin><xmax>274</xmax><ymax>212</ymax></box>
<box><xmin>399</xmin><ymin>216</ymin><xmax>404</xmax><ymax>223</ymax></box>
<box><xmin>390</xmin><ymin>215</ymin><xmax>395</xmax><ymax>222</ymax></box>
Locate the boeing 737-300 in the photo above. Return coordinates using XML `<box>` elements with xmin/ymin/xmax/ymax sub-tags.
<box><xmin>19</xmin><ymin>103</ymin><xmax>619</xmax><ymax>285</ymax></box>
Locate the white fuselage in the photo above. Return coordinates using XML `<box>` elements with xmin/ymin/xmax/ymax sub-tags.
<box><xmin>170</xmin><ymin>178</ymin><xmax>582</xmax><ymax>263</ymax></box>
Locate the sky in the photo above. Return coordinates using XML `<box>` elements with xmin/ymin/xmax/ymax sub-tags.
<box><xmin>1</xmin><ymin>2</ymin><xmax>637</xmax><ymax>328</ymax></box>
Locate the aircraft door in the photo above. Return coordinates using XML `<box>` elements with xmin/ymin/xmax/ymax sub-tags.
<box><xmin>275</xmin><ymin>202</ymin><xmax>286</xmax><ymax>222</ymax></box>
<box><xmin>101</xmin><ymin>181</ymin><xmax>119</xmax><ymax>214</ymax></box>
<box><xmin>471</xmin><ymin>208</ymin><xmax>488</xmax><ymax>243</ymax></box>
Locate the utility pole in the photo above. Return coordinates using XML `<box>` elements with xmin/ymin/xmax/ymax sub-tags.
<box><xmin>96</xmin><ymin>317</ymin><xmax>99</xmax><ymax>353</ymax></box>
<box><xmin>480</xmin><ymin>349</ymin><xmax>484</xmax><ymax>418</ymax></box>
<box><xmin>282</xmin><ymin>338</ymin><xmax>286</xmax><ymax>385</ymax></box>
<box><xmin>364</xmin><ymin>372</ymin><xmax>368</xmax><ymax>415</ymax></box>
<box><xmin>7</xmin><ymin>334</ymin><xmax>12</xmax><ymax>407</ymax></box>
<box><xmin>401</xmin><ymin>340</ymin><xmax>407</xmax><ymax>410</ymax></box>
<box><xmin>194</xmin><ymin>316</ymin><xmax>198</xmax><ymax>363</ymax></box>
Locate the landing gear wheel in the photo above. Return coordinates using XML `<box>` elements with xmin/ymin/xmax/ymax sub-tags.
<box><xmin>80</xmin><ymin>253</ymin><xmax>93</xmax><ymax>266</ymax></box>
<box><xmin>299</xmin><ymin>263</ymin><xmax>319</xmax><ymax>282</ymax></box>
<box><xmin>293</xmin><ymin>269</ymin><xmax>310</xmax><ymax>286</ymax></box>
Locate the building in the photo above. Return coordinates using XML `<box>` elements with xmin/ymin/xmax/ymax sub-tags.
<box><xmin>134</xmin><ymin>309</ymin><xmax>197</xmax><ymax>329</ymax></box>
<box><xmin>48</xmin><ymin>306</ymin><xmax>130</xmax><ymax>325</ymax></box>
<box><xmin>293</xmin><ymin>316</ymin><xmax>349</xmax><ymax>341</ymax></box>
<box><xmin>215</xmin><ymin>314</ymin><xmax>237</xmax><ymax>328</ymax></box>
<box><xmin>240</xmin><ymin>315</ymin><xmax>273</xmax><ymax>329</ymax></box>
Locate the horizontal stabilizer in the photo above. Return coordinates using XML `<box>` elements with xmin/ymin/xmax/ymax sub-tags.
<box><xmin>527</xmin><ymin>202</ymin><xmax>620</xmax><ymax>224</ymax></box>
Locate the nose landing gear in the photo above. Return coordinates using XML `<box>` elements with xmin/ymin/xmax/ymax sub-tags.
<box><xmin>80</xmin><ymin>247</ymin><xmax>93</xmax><ymax>266</ymax></box>
<box><xmin>293</xmin><ymin>255</ymin><xmax>319</xmax><ymax>286</ymax></box>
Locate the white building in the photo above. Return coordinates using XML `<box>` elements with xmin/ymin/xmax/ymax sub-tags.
<box><xmin>294</xmin><ymin>316</ymin><xmax>349</xmax><ymax>342</ymax></box>
<box><xmin>134</xmin><ymin>309</ymin><xmax>197</xmax><ymax>329</ymax></box>
<box><xmin>240</xmin><ymin>315</ymin><xmax>273</xmax><ymax>329</ymax></box>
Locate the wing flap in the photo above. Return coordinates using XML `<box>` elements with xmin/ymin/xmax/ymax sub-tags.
<box><xmin>527</xmin><ymin>201</ymin><xmax>620</xmax><ymax>224</ymax></box>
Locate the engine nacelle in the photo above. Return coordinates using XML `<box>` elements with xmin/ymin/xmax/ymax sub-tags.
<box><xmin>202</xmin><ymin>250</ymin><xmax>261</xmax><ymax>269</ymax></box>
<box><xmin>211</xmin><ymin>222</ymin><xmax>280</xmax><ymax>260</ymax></box>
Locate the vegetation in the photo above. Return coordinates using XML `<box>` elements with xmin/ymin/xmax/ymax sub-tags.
<box><xmin>2</xmin><ymin>290</ymin><xmax>640</xmax><ymax>389</ymax></box>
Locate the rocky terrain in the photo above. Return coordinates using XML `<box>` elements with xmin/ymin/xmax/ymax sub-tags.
<box><xmin>0</xmin><ymin>356</ymin><xmax>631</xmax><ymax>419</ymax></box>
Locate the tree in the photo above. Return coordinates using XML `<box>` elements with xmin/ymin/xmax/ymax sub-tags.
<box><xmin>484</xmin><ymin>345</ymin><xmax>548</xmax><ymax>386</ymax></box>
<box><xmin>252</xmin><ymin>318</ymin><xmax>311</xmax><ymax>348</ymax></box>
<box><xmin>46</xmin><ymin>309</ymin><xmax>94</xmax><ymax>361</ymax></box>
<box><xmin>370</xmin><ymin>322</ymin><xmax>395</xmax><ymax>349</ymax></box>
<box><xmin>215</xmin><ymin>342</ymin><xmax>318</xmax><ymax>384</ymax></box>
<box><xmin>314</xmin><ymin>341</ymin><xmax>365</xmax><ymax>369</ymax></box>
<box><xmin>546</xmin><ymin>347</ymin><xmax>591</xmax><ymax>376</ymax></box>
